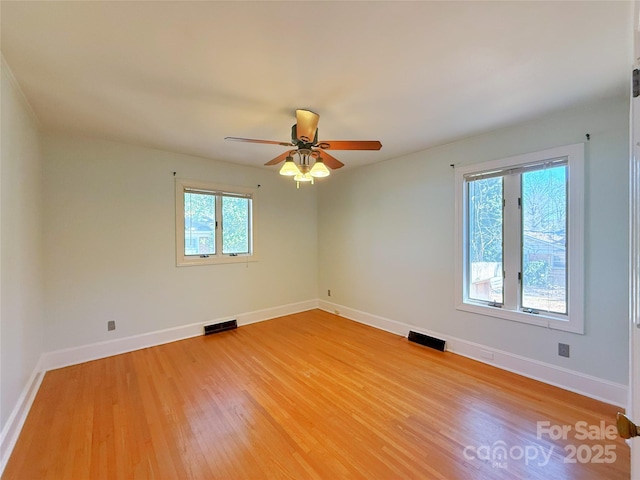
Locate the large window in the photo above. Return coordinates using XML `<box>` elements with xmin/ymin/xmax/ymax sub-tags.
<box><xmin>455</xmin><ymin>144</ymin><xmax>584</xmax><ymax>333</ymax></box>
<box><xmin>176</xmin><ymin>179</ymin><xmax>257</xmax><ymax>266</ymax></box>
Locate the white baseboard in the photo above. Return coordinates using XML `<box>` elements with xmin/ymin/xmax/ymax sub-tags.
<box><xmin>318</xmin><ymin>300</ymin><xmax>628</xmax><ymax>407</ymax></box>
<box><xmin>0</xmin><ymin>360</ymin><xmax>45</xmax><ymax>475</ymax></box>
<box><xmin>40</xmin><ymin>299</ymin><xmax>319</xmax><ymax>372</ymax></box>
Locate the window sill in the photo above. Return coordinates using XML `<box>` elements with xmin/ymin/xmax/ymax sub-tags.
<box><xmin>456</xmin><ymin>301</ymin><xmax>584</xmax><ymax>334</ymax></box>
<box><xmin>177</xmin><ymin>254</ymin><xmax>258</xmax><ymax>267</ymax></box>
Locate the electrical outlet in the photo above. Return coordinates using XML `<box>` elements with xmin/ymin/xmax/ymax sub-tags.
<box><xmin>107</xmin><ymin>320</ymin><xmax>116</xmax><ymax>331</ymax></box>
<box><xmin>558</xmin><ymin>343</ymin><xmax>570</xmax><ymax>358</ymax></box>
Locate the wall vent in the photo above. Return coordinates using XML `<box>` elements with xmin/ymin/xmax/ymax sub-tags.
<box><xmin>408</xmin><ymin>331</ymin><xmax>446</xmax><ymax>352</ymax></box>
<box><xmin>204</xmin><ymin>319</ymin><xmax>237</xmax><ymax>336</ymax></box>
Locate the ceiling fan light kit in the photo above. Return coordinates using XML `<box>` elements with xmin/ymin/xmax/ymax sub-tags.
<box><xmin>225</xmin><ymin>109</ymin><xmax>382</xmax><ymax>188</ymax></box>
<box><xmin>279</xmin><ymin>148</ymin><xmax>331</xmax><ymax>187</ymax></box>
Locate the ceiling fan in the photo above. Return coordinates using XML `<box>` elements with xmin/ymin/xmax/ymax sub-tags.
<box><xmin>225</xmin><ymin>109</ymin><xmax>382</xmax><ymax>185</ymax></box>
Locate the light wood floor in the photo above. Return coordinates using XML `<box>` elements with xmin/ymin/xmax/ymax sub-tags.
<box><xmin>3</xmin><ymin>310</ymin><xmax>629</xmax><ymax>479</ymax></box>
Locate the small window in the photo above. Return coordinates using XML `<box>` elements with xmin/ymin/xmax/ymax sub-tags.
<box><xmin>455</xmin><ymin>144</ymin><xmax>584</xmax><ymax>334</ymax></box>
<box><xmin>176</xmin><ymin>179</ymin><xmax>257</xmax><ymax>266</ymax></box>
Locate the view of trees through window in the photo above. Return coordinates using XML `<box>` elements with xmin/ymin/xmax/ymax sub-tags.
<box><xmin>467</xmin><ymin>165</ymin><xmax>567</xmax><ymax>314</ymax></box>
<box><xmin>468</xmin><ymin>177</ymin><xmax>503</xmax><ymax>304</ymax></box>
<box><xmin>222</xmin><ymin>197</ymin><xmax>250</xmax><ymax>254</ymax></box>
<box><xmin>184</xmin><ymin>192</ymin><xmax>250</xmax><ymax>256</ymax></box>
<box><xmin>184</xmin><ymin>192</ymin><xmax>215</xmax><ymax>255</ymax></box>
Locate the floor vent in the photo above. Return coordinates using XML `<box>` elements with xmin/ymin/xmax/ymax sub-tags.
<box><xmin>408</xmin><ymin>331</ymin><xmax>446</xmax><ymax>352</ymax></box>
<box><xmin>204</xmin><ymin>319</ymin><xmax>237</xmax><ymax>336</ymax></box>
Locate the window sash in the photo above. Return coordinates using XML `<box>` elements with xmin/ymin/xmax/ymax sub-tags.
<box><xmin>466</xmin><ymin>176</ymin><xmax>504</xmax><ymax>305</ymax></box>
<box><xmin>221</xmin><ymin>196</ymin><xmax>251</xmax><ymax>255</ymax></box>
<box><xmin>184</xmin><ymin>191</ymin><xmax>216</xmax><ymax>256</ymax></box>
<box><xmin>520</xmin><ymin>166</ymin><xmax>568</xmax><ymax>315</ymax></box>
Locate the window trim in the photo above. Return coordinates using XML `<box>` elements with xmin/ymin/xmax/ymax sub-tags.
<box><xmin>454</xmin><ymin>143</ymin><xmax>585</xmax><ymax>334</ymax></box>
<box><xmin>176</xmin><ymin>179</ymin><xmax>258</xmax><ymax>266</ymax></box>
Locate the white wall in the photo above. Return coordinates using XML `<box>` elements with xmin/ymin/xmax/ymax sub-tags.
<box><xmin>42</xmin><ymin>135</ymin><xmax>317</xmax><ymax>351</ymax></box>
<box><xmin>0</xmin><ymin>61</ymin><xmax>44</xmax><ymax>429</ymax></box>
<box><xmin>318</xmin><ymin>95</ymin><xmax>629</xmax><ymax>384</ymax></box>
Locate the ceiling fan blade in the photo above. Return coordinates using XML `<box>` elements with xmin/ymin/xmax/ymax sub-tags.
<box><xmin>317</xmin><ymin>140</ymin><xmax>382</xmax><ymax>150</ymax></box>
<box><xmin>225</xmin><ymin>137</ymin><xmax>293</xmax><ymax>147</ymax></box>
<box><xmin>317</xmin><ymin>151</ymin><xmax>344</xmax><ymax>170</ymax></box>
<box><xmin>265</xmin><ymin>150</ymin><xmax>294</xmax><ymax>166</ymax></box>
<box><xmin>295</xmin><ymin>109</ymin><xmax>320</xmax><ymax>142</ymax></box>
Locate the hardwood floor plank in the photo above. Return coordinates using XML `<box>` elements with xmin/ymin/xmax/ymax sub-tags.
<box><xmin>2</xmin><ymin>310</ymin><xmax>630</xmax><ymax>479</ymax></box>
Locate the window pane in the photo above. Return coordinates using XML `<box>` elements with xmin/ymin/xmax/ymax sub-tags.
<box><xmin>521</xmin><ymin>166</ymin><xmax>567</xmax><ymax>314</ymax></box>
<box><xmin>184</xmin><ymin>192</ymin><xmax>216</xmax><ymax>255</ymax></box>
<box><xmin>222</xmin><ymin>196</ymin><xmax>250</xmax><ymax>254</ymax></box>
<box><xmin>467</xmin><ymin>177</ymin><xmax>503</xmax><ymax>303</ymax></box>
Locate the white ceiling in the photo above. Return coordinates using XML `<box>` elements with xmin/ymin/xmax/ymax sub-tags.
<box><xmin>0</xmin><ymin>1</ymin><xmax>631</xmax><ymax>171</ymax></box>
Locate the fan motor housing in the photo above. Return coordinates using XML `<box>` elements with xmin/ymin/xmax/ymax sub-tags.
<box><xmin>291</xmin><ymin>124</ymin><xmax>318</xmax><ymax>147</ymax></box>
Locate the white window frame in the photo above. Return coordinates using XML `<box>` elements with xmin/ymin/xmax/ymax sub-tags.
<box><xmin>454</xmin><ymin>143</ymin><xmax>585</xmax><ymax>334</ymax></box>
<box><xmin>176</xmin><ymin>179</ymin><xmax>258</xmax><ymax>266</ymax></box>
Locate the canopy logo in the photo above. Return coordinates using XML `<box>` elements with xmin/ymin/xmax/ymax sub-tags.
<box><xmin>463</xmin><ymin>441</ymin><xmax>553</xmax><ymax>469</ymax></box>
